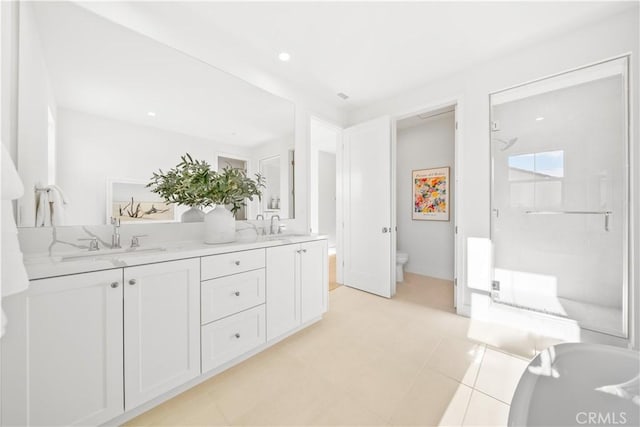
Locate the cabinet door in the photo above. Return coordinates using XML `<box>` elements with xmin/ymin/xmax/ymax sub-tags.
<box><xmin>300</xmin><ymin>240</ymin><xmax>328</xmax><ymax>323</ymax></box>
<box><xmin>124</xmin><ymin>258</ymin><xmax>200</xmax><ymax>410</ymax></box>
<box><xmin>266</xmin><ymin>244</ymin><xmax>301</xmax><ymax>340</ymax></box>
<box><xmin>1</xmin><ymin>269</ymin><xmax>124</xmax><ymax>426</ymax></box>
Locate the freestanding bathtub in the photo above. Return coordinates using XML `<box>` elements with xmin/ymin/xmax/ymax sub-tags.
<box><xmin>509</xmin><ymin>343</ymin><xmax>639</xmax><ymax>426</ymax></box>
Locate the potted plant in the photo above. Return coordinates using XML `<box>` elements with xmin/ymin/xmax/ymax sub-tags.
<box><xmin>148</xmin><ymin>153</ymin><xmax>265</xmax><ymax>243</ymax></box>
<box><xmin>147</xmin><ymin>154</ymin><xmax>212</xmax><ymax>223</ymax></box>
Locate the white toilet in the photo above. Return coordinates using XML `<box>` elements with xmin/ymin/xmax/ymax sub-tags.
<box><xmin>396</xmin><ymin>252</ymin><xmax>409</xmax><ymax>282</ymax></box>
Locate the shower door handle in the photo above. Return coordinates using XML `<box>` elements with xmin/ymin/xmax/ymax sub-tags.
<box><xmin>492</xmin><ymin>209</ymin><xmax>499</xmax><ymax>218</ymax></box>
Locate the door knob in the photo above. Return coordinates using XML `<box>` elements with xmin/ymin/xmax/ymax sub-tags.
<box><xmin>382</xmin><ymin>227</ymin><xmax>388</xmax><ymax>233</ymax></box>
<box><xmin>234</xmin><ymin>261</ymin><xmax>240</xmax><ymax>266</ymax></box>
<box><xmin>234</xmin><ymin>291</ymin><xmax>240</xmax><ymax>296</ymax></box>
<box><xmin>110</xmin><ymin>282</ymin><xmax>119</xmax><ymax>288</ymax></box>
<box><xmin>234</xmin><ymin>333</ymin><xmax>241</xmax><ymax>339</ymax></box>
<box><xmin>128</xmin><ymin>279</ymin><xmax>137</xmax><ymax>285</ymax></box>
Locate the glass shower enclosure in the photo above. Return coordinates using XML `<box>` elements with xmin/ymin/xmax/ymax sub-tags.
<box><xmin>489</xmin><ymin>57</ymin><xmax>629</xmax><ymax>338</ymax></box>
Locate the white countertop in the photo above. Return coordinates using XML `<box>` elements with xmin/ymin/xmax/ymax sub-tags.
<box><xmin>23</xmin><ymin>234</ymin><xmax>327</xmax><ymax>280</ymax></box>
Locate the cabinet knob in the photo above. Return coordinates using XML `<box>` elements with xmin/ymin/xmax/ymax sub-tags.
<box><xmin>110</xmin><ymin>282</ymin><xmax>119</xmax><ymax>288</ymax></box>
<box><xmin>302</xmin><ymin>249</ymin><xmax>307</xmax><ymax>253</ymax></box>
<box><xmin>234</xmin><ymin>333</ymin><xmax>241</xmax><ymax>339</ymax></box>
<box><xmin>234</xmin><ymin>261</ymin><xmax>240</xmax><ymax>266</ymax></box>
<box><xmin>128</xmin><ymin>279</ymin><xmax>137</xmax><ymax>285</ymax></box>
<box><xmin>234</xmin><ymin>291</ymin><xmax>240</xmax><ymax>296</ymax></box>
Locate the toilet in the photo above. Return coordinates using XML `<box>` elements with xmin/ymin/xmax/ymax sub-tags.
<box><xmin>396</xmin><ymin>252</ymin><xmax>409</xmax><ymax>282</ymax></box>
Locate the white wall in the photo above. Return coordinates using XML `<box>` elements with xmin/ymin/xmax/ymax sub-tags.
<box><xmin>16</xmin><ymin>2</ymin><xmax>57</xmax><ymax>227</ymax></box>
<box><xmin>1</xmin><ymin>1</ymin><xmax>19</xmax><ymax>162</ymax></box>
<box><xmin>397</xmin><ymin>113</ymin><xmax>455</xmax><ymax>280</ymax></box>
<box><xmin>56</xmin><ymin>108</ymin><xmax>250</xmax><ymax>225</ymax></box>
<box><xmin>348</xmin><ymin>9</ymin><xmax>639</xmax><ymax>347</ymax></box>
<box><xmin>318</xmin><ymin>151</ymin><xmax>336</xmax><ymax>247</ymax></box>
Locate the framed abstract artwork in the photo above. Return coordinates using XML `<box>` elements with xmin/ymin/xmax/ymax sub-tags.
<box><xmin>412</xmin><ymin>167</ymin><xmax>450</xmax><ymax>221</ymax></box>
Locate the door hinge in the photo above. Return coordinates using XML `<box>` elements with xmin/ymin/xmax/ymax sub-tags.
<box><xmin>455</xmin><ymin>121</ymin><xmax>458</xmax><ymax>130</ymax></box>
<box><xmin>455</xmin><ymin>226</ymin><xmax>458</xmax><ymax>234</ymax></box>
<box><xmin>454</xmin><ymin>278</ymin><xmax>457</xmax><ymax>287</ymax></box>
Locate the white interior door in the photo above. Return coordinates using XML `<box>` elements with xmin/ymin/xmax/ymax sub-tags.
<box><xmin>343</xmin><ymin>116</ymin><xmax>393</xmax><ymax>297</ymax></box>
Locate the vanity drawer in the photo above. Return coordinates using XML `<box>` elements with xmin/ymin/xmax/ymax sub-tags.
<box><xmin>201</xmin><ymin>269</ymin><xmax>265</xmax><ymax>324</ymax></box>
<box><xmin>201</xmin><ymin>305</ymin><xmax>266</xmax><ymax>373</ymax></box>
<box><xmin>201</xmin><ymin>249</ymin><xmax>265</xmax><ymax>281</ymax></box>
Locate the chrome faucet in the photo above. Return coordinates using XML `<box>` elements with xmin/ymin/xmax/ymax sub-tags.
<box><xmin>270</xmin><ymin>215</ymin><xmax>280</xmax><ymax>235</ymax></box>
<box><xmin>256</xmin><ymin>214</ymin><xmax>267</xmax><ymax>235</ymax></box>
<box><xmin>110</xmin><ymin>217</ymin><xmax>121</xmax><ymax>249</ymax></box>
<box><xmin>130</xmin><ymin>234</ymin><xmax>147</xmax><ymax>249</ymax></box>
<box><xmin>78</xmin><ymin>237</ymin><xmax>100</xmax><ymax>251</ymax></box>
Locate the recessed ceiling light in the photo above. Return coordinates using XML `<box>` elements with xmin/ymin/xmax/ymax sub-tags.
<box><xmin>536</xmin><ymin>116</ymin><xmax>544</xmax><ymax>121</ymax></box>
<box><xmin>278</xmin><ymin>52</ymin><xmax>291</xmax><ymax>62</ymax></box>
<box><xmin>147</xmin><ymin>111</ymin><xmax>156</xmax><ymax>117</ymax></box>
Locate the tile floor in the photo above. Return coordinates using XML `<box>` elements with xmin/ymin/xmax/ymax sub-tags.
<box><xmin>126</xmin><ymin>273</ymin><xmax>535</xmax><ymax>426</ymax></box>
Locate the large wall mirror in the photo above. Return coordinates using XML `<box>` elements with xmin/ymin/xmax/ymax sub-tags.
<box><xmin>15</xmin><ymin>1</ymin><xmax>295</xmax><ymax>227</ymax></box>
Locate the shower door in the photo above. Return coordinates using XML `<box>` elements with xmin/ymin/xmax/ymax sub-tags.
<box><xmin>490</xmin><ymin>57</ymin><xmax>629</xmax><ymax>338</ymax></box>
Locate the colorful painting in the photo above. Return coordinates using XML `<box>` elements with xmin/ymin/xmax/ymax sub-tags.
<box><xmin>412</xmin><ymin>167</ymin><xmax>450</xmax><ymax>221</ymax></box>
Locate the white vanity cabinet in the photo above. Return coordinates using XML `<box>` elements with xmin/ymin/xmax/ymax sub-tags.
<box><xmin>2</xmin><ymin>237</ymin><xmax>327</xmax><ymax>427</ymax></box>
<box><xmin>123</xmin><ymin>258</ymin><xmax>201</xmax><ymax>410</ymax></box>
<box><xmin>1</xmin><ymin>269</ymin><xmax>125</xmax><ymax>427</ymax></box>
<box><xmin>266</xmin><ymin>240</ymin><xmax>328</xmax><ymax>340</ymax></box>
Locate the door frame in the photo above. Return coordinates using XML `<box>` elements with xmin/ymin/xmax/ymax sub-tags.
<box><xmin>391</xmin><ymin>96</ymin><xmax>464</xmax><ymax>311</ymax></box>
<box><xmin>309</xmin><ymin>116</ymin><xmax>344</xmax><ymax>283</ymax></box>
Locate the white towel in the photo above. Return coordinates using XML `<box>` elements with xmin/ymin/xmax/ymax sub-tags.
<box><xmin>35</xmin><ymin>187</ymin><xmax>51</xmax><ymax>227</ymax></box>
<box><xmin>1</xmin><ymin>143</ymin><xmax>29</xmax><ymax>339</ymax></box>
<box><xmin>48</xmin><ymin>184</ymin><xmax>68</xmax><ymax>226</ymax></box>
<box><xmin>35</xmin><ymin>184</ymin><xmax>68</xmax><ymax>227</ymax></box>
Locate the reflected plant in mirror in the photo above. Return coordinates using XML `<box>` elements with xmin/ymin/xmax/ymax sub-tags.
<box><xmin>147</xmin><ymin>153</ymin><xmax>265</xmax><ymax>222</ymax></box>
<box><xmin>147</xmin><ymin>154</ymin><xmax>213</xmax><ymax>222</ymax></box>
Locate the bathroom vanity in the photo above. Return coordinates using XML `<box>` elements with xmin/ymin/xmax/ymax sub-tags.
<box><xmin>1</xmin><ymin>235</ymin><xmax>328</xmax><ymax>426</ymax></box>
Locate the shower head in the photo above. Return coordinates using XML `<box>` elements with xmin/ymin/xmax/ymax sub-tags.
<box><xmin>494</xmin><ymin>137</ymin><xmax>518</xmax><ymax>151</ymax></box>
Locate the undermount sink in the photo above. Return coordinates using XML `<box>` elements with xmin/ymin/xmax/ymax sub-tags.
<box><xmin>61</xmin><ymin>247</ymin><xmax>167</xmax><ymax>262</ymax></box>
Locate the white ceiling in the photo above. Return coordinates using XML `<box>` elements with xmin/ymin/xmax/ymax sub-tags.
<box><xmin>32</xmin><ymin>2</ymin><xmax>295</xmax><ymax>147</ymax></box>
<box><xmin>104</xmin><ymin>1</ymin><xmax>637</xmax><ymax>113</ymax></box>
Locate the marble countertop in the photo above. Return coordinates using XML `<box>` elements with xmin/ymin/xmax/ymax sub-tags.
<box><xmin>23</xmin><ymin>234</ymin><xmax>327</xmax><ymax>280</ymax></box>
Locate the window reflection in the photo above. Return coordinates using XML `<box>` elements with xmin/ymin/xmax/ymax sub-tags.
<box><xmin>508</xmin><ymin>150</ymin><xmax>564</xmax><ymax>208</ymax></box>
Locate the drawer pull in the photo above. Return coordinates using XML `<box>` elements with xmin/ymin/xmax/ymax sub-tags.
<box><xmin>234</xmin><ymin>333</ymin><xmax>241</xmax><ymax>339</ymax></box>
<box><xmin>234</xmin><ymin>261</ymin><xmax>241</xmax><ymax>266</ymax></box>
<box><xmin>234</xmin><ymin>291</ymin><xmax>241</xmax><ymax>296</ymax></box>
<box><xmin>128</xmin><ymin>279</ymin><xmax>137</xmax><ymax>286</ymax></box>
<box><xmin>110</xmin><ymin>282</ymin><xmax>119</xmax><ymax>288</ymax></box>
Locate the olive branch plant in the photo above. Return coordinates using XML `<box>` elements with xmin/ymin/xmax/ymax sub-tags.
<box><xmin>147</xmin><ymin>153</ymin><xmax>265</xmax><ymax>215</ymax></box>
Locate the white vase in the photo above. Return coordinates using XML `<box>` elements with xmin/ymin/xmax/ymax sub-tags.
<box><xmin>204</xmin><ymin>205</ymin><xmax>236</xmax><ymax>244</ymax></box>
<box><xmin>181</xmin><ymin>206</ymin><xmax>204</xmax><ymax>223</ymax></box>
